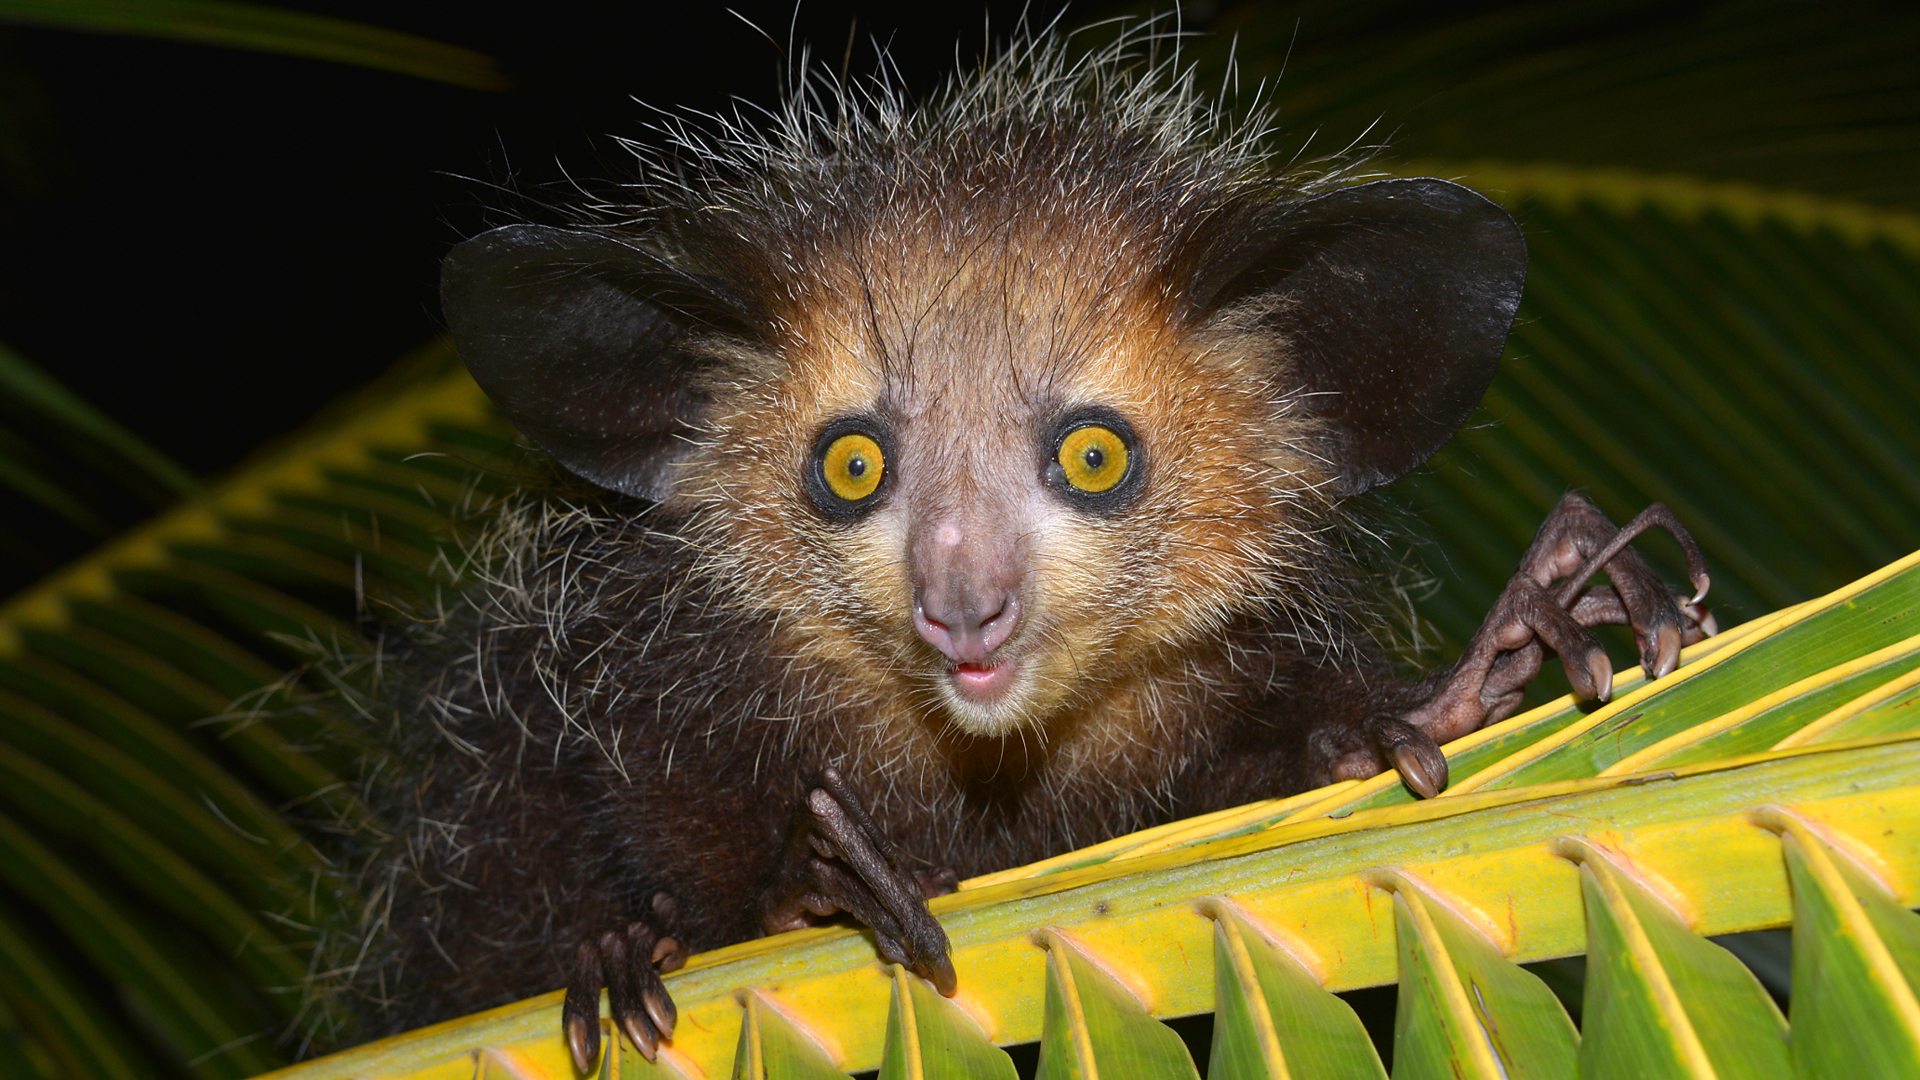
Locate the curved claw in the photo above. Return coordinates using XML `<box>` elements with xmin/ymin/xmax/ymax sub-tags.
<box><xmin>1378</xmin><ymin>494</ymin><xmax>1713</xmax><ymax>800</ymax></box>
<box><xmin>603</xmin><ymin>931</ymin><xmax>656</xmax><ymax>1059</ymax></box>
<box><xmin>762</xmin><ymin>771</ymin><xmax>958</xmax><ymax>997</ymax></box>
<box><xmin>562</xmin><ymin>914</ymin><xmax>681</xmax><ymax>1072</ymax></box>
<box><xmin>1646</xmin><ymin>622</ymin><xmax>1683</xmax><ymax>680</ymax></box>
<box><xmin>1679</xmin><ymin>596</ymin><xmax>1718</xmax><ymax>639</ymax></box>
<box><xmin>1322</xmin><ymin>716</ymin><xmax>1450</xmax><ymax>798</ymax></box>
<box><xmin>645</xmin><ymin>992</ymin><xmax>676</xmax><ymax>1040</ymax></box>
<box><xmin>653</xmin><ymin>934</ymin><xmax>686</xmax><ymax>974</ymax></box>
<box><xmin>564</xmin><ymin>940</ymin><xmax>605</xmax><ymax>1074</ymax></box>
<box><xmin>916</xmin><ymin>946</ymin><xmax>960</xmax><ymax>996</ymax></box>
<box><xmin>1390</xmin><ymin>739</ymin><xmax>1448</xmax><ymax>800</ymax></box>
<box><xmin>1582</xmin><ymin>648</ymin><xmax>1615</xmax><ymax>703</ymax></box>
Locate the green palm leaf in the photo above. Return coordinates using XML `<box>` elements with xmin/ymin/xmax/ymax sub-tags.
<box><xmin>734</xmin><ymin>994</ymin><xmax>848</xmax><ymax>1080</ymax></box>
<box><xmin>879</xmin><ymin>963</ymin><xmax>1020</xmax><ymax>1080</ymax></box>
<box><xmin>1033</xmin><ymin>933</ymin><xmax>1202</xmax><ymax>1079</ymax></box>
<box><xmin>1778</xmin><ymin>814</ymin><xmax>1920</xmax><ymax>1073</ymax></box>
<box><xmin>1573</xmin><ymin>842</ymin><xmax>1790</xmax><ymax>1077</ymax></box>
<box><xmin>1206</xmin><ymin>906</ymin><xmax>1383</xmax><ymax>1080</ymax></box>
<box><xmin>264</xmin><ymin>551</ymin><xmax>1920</xmax><ymax>1079</ymax></box>
<box><xmin>1386</xmin><ymin>878</ymin><xmax>1578</xmax><ymax>1078</ymax></box>
<box><xmin>0</xmin><ymin>0</ymin><xmax>506</xmax><ymax>89</ymax></box>
<box><xmin>0</xmin><ymin>347</ymin><xmax>512</xmax><ymax>1076</ymax></box>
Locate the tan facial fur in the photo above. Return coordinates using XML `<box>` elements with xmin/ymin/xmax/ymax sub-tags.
<box><xmin>676</xmin><ymin>206</ymin><xmax>1337</xmax><ymax>749</ymax></box>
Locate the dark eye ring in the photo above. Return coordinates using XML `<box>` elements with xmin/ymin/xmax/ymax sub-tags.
<box><xmin>1045</xmin><ymin>408</ymin><xmax>1142</xmax><ymax>511</ymax></box>
<box><xmin>806</xmin><ymin>418</ymin><xmax>891</xmax><ymax>519</ymax></box>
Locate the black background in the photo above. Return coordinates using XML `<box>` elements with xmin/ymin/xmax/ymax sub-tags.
<box><xmin>1</xmin><ymin>2</ymin><xmax>1153</xmax><ymax>598</ymax></box>
<box><xmin>0</xmin><ymin>2</ymin><xmax>1090</xmax><ymax>478</ymax></box>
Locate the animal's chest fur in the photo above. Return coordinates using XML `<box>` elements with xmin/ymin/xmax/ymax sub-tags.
<box><xmin>421</xmin><ymin>503</ymin><xmax>1281</xmax><ymax>902</ymax></box>
<box><xmin>343</xmin><ymin>19</ymin><xmax>1536</xmax><ymax>1063</ymax></box>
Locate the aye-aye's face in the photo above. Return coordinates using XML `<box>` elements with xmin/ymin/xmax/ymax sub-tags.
<box><xmin>681</xmin><ymin>224</ymin><xmax>1330</xmax><ymax>737</ymax></box>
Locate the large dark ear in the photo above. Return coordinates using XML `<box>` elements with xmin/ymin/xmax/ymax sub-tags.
<box><xmin>1192</xmin><ymin>178</ymin><xmax>1526</xmax><ymax>495</ymax></box>
<box><xmin>441</xmin><ymin>224</ymin><xmax>743</xmax><ymax>501</ymax></box>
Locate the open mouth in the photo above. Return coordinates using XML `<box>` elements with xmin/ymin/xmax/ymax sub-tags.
<box><xmin>948</xmin><ymin>656</ymin><xmax>1019</xmax><ymax>702</ymax></box>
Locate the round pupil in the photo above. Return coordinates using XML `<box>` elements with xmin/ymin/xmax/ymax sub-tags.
<box><xmin>820</xmin><ymin>431</ymin><xmax>883</xmax><ymax>507</ymax></box>
<box><xmin>1082</xmin><ymin>447</ymin><xmax>1105</xmax><ymax>471</ymax></box>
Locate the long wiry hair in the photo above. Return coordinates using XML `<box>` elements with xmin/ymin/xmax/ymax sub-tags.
<box><xmin>561</xmin><ymin>13</ymin><xmax>1384</xmax><ymax>667</ymax></box>
<box><xmin>296</xmin><ymin>13</ymin><xmax>1412</xmax><ymax>1053</ymax></box>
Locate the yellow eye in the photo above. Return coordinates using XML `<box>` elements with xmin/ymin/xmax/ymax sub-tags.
<box><xmin>821</xmin><ymin>432</ymin><xmax>884</xmax><ymax>502</ymax></box>
<box><xmin>1057</xmin><ymin>424</ymin><xmax>1129</xmax><ymax>494</ymax></box>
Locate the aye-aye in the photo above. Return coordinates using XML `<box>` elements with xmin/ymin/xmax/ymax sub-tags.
<box><xmin>356</xmin><ymin>24</ymin><xmax>1713</xmax><ymax>1072</ymax></box>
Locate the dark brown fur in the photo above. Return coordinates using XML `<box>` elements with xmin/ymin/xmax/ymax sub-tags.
<box><xmin>327</xmin><ymin>21</ymin><xmax>1527</xmax><ymax>1049</ymax></box>
<box><xmin>351</xmin><ymin>496</ymin><xmax>1410</xmax><ymax>1032</ymax></box>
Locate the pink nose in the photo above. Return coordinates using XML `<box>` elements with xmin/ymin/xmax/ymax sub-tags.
<box><xmin>914</xmin><ymin>588</ymin><xmax>1019</xmax><ymax>663</ymax></box>
<box><xmin>910</xmin><ymin>514</ymin><xmax>1025</xmax><ymax>663</ymax></box>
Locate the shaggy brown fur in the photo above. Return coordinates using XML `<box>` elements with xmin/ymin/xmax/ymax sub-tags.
<box><xmin>318</xmin><ymin>17</ymin><xmax>1527</xmax><ymax>1052</ymax></box>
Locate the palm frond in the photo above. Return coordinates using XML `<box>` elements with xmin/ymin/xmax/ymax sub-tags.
<box><xmin>0</xmin><ymin>0</ymin><xmax>507</xmax><ymax>89</ymax></box>
<box><xmin>264</xmin><ymin>550</ymin><xmax>1920</xmax><ymax>1078</ymax></box>
<box><xmin>0</xmin><ymin>347</ymin><xmax>512</xmax><ymax>1075</ymax></box>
